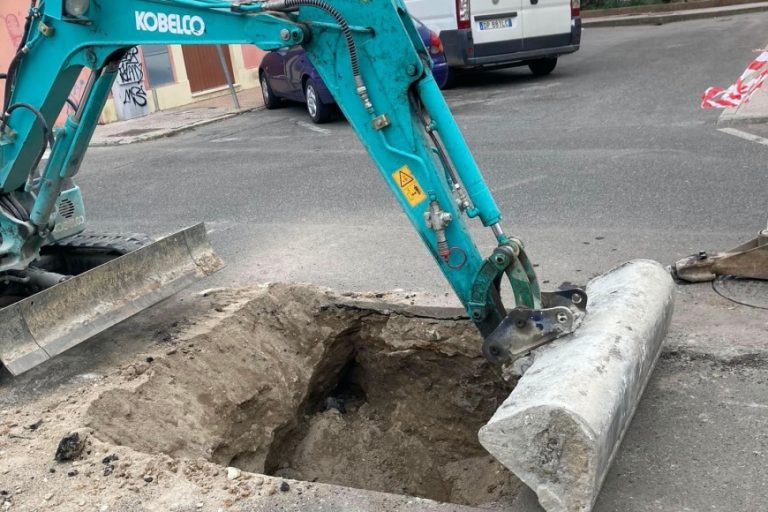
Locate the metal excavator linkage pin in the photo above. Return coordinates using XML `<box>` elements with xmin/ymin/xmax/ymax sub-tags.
<box><xmin>466</xmin><ymin>238</ymin><xmax>588</xmax><ymax>366</ymax></box>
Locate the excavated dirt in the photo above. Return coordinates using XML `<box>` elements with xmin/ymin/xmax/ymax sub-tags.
<box><xmin>79</xmin><ymin>284</ymin><xmax>522</xmax><ymax>508</ymax></box>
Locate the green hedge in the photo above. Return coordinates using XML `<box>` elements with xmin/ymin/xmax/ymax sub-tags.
<box><xmin>583</xmin><ymin>0</ymin><xmax>672</xmax><ymax>10</ymax></box>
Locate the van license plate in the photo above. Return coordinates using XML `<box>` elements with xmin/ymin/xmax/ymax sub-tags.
<box><xmin>478</xmin><ymin>18</ymin><xmax>514</xmax><ymax>30</ymax></box>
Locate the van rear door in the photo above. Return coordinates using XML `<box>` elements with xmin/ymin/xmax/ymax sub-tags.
<box><xmin>470</xmin><ymin>0</ymin><xmax>524</xmax><ymax>47</ymax></box>
<box><xmin>405</xmin><ymin>0</ymin><xmax>455</xmax><ymax>33</ymax></box>
<box><xmin>521</xmin><ymin>0</ymin><xmax>572</xmax><ymax>47</ymax></box>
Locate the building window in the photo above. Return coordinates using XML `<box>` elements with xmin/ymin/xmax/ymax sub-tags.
<box><xmin>142</xmin><ymin>45</ymin><xmax>174</xmax><ymax>87</ymax></box>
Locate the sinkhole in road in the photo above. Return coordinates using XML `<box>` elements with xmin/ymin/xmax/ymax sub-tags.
<box><xmin>86</xmin><ymin>284</ymin><xmax>522</xmax><ymax>507</ymax></box>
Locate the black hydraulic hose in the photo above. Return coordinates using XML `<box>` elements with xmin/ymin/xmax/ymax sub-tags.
<box><xmin>0</xmin><ymin>200</ymin><xmax>16</xmax><ymax>221</ymax></box>
<box><xmin>8</xmin><ymin>195</ymin><xmax>29</xmax><ymax>221</ymax></box>
<box><xmin>5</xmin><ymin>196</ymin><xmax>24</xmax><ymax>220</ymax></box>
<box><xmin>280</xmin><ymin>0</ymin><xmax>359</xmax><ymax>77</ymax></box>
<box><xmin>65</xmin><ymin>98</ymin><xmax>79</xmax><ymax>112</ymax></box>
<box><xmin>3</xmin><ymin>50</ymin><xmax>27</xmax><ymax>113</ymax></box>
<box><xmin>0</xmin><ymin>103</ymin><xmax>54</xmax><ymax>189</ymax></box>
<box><xmin>270</xmin><ymin>0</ymin><xmax>373</xmax><ymax>112</ymax></box>
<box><xmin>18</xmin><ymin>1</ymin><xmax>35</xmax><ymax>55</ymax></box>
<box><xmin>0</xmin><ymin>195</ymin><xmax>25</xmax><ymax>221</ymax></box>
<box><xmin>0</xmin><ymin>196</ymin><xmax>19</xmax><ymax>219</ymax></box>
<box><xmin>1</xmin><ymin>103</ymin><xmax>54</xmax><ymax>152</ymax></box>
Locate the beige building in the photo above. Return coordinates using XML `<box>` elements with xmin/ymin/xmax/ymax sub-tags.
<box><xmin>0</xmin><ymin>1</ymin><xmax>266</xmax><ymax>124</ymax></box>
<box><xmin>101</xmin><ymin>44</ymin><xmax>266</xmax><ymax>123</ymax></box>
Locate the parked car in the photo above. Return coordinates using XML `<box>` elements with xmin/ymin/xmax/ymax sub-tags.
<box><xmin>259</xmin><ymin>18</ymin><xmax>448</xmax><ymax>124</ymax></box>
<box><xmin>404</xmin><ymin>0</ymin><xmax>581</xmax><ymax>78</ymax></box>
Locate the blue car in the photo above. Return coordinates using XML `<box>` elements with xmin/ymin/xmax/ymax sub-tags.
<box><xmin>259</xmin><ymin>18</ymin><xmax>448</xmax><ymax>124</ymax></box>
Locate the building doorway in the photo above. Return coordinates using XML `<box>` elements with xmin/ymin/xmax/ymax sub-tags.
<box><xmin>182</xmin><ymin>45</ymin><xmax>235</xmax><ymax>93</ymax></box>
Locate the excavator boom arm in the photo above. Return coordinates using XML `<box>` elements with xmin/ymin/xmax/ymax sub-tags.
<box><xmin>0</xmin><ymin>0</ymin><xmax>585</xmax><ymax>373</ymax></box>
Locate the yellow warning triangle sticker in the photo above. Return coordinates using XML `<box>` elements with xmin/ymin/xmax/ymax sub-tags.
<box><xmin>392</xmin><ymin>165</ymin><xmax>426</xmax><ymax>207</ymax></box>
<box><xmin>398</xmin><ymin>169</ymin><xmax>414</xmax><ymax>187</ymax></box>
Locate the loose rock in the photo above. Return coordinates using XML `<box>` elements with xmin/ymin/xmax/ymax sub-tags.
<box><xmin>101</xmin><ymin>454</ymin><xmax>119</xmax><ymax>465</ymax></box>
<box><xmin>55</xmin><ymin>432</ymin><xmax>87</xmax><ymax>462</ymax></box>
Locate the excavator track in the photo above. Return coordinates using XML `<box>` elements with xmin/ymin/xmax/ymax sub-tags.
<box><xmin>47</xmin><ymin>231</ymin><xmax>153</xmax><ymax>254</ymax></box>
<box><xmin>0</xmin><ymin>224</ymin><xmax>223</xmax><ymax>376</ymax></box>
<box><xmin>0</xmin><ymin>232</ymin><xmax>153</xmax><ymax>304</ymax></box>
<box><xmin>38</xmin><ymin>232</ymin><xmax>154</xmax><ymax>276</ymax></box>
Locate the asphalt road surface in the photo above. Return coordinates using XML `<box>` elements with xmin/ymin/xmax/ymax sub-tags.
<box><xmin>81</xmin><ymin>14</ymin><xmax>768</xmax><ymax>294</ymax></box>
<box><xmin>66</xmin><ymin>13</ymin><xmax>768</xmax><ymax>512</ymax></box>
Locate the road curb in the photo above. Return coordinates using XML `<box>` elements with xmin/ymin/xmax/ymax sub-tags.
<box><xmin>583</xmin><ymin>3</ymin><xmax>768</xmax><ymax>27</ymax></box>
<box><xmin>717</xmin><ymin>111</ymin><xmax>768</xmax><ymax>126</ymax></box>
<box><xmin>91</xmin><ymin>106</ymin><xmax>265</xmax><ymax>147</ymax></box>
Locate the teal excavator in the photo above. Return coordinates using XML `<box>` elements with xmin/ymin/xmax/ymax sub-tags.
<box><xmin>0</xmin><ymin>2</ymin><xmax>674</xmax><ymax>511</ymax></box>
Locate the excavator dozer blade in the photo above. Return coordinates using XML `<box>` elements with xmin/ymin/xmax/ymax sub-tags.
<box><xmin>0</xmin><ymin>223</ymin><xmax>223</xmax><ymax>376</ymax></box>
<box><xmin>479</xmin><ymin>260</ymin><xmax>675</xmax><ymax>512</ymax></box>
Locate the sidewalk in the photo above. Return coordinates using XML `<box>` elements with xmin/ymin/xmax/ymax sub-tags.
<box><xmin>91</xmin><ymin>88</ymin><xmax>264</xmax><ymax>146</ymax></box>
<box><xmin>718</xmin><ymin>86</ymin><xmax>768</xmax><ymax>126</ymax></box>
<box><xmin>582</xmin><ymin>0</ymin><xmax>768</xmax><ymax>26</ymax></box>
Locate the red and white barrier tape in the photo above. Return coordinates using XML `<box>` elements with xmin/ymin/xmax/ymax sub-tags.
<box><xmin>702</xmin><ymin>50</ymin><xmax>768</xmax><ymax>109</ymax></box>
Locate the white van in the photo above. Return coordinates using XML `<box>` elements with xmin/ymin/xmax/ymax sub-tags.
<box><xmin>405</xmin><ymin>0</ymin><xmax>581</xmax><ymax>79</ymax></box>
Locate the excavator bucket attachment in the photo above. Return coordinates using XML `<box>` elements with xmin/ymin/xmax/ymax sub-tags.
<box><xmin>672</xmin><ymin>227</ymin><xmax>768</xmax><ymax>282</ymax></box>
<box><xmin>0</xmin><ymin>224</ymin><xmax>223</xmax><ymax>376</ymax></box>
<box><xmin>479</xmin><ymin>260</ymin><xmax>675</xmax><ymax>512</ymax></box>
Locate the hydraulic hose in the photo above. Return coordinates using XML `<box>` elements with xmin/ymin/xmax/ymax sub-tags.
<box><xmin>3</xmin><ymin>50</ymin><xmax>27</xmax><ymax>113</ymax></box>
<box><xmin>0</xmin><ymin>196</ymin><xmax>24</xmax><ymax>221</ymax></box>
<box><xmin>261</xmin><ymin>0</ymin><xmax>373</xmax><ymax>113</ymax></box>
<box><xmin>8</xmin><ymin>195</ymin><xmax>29</xmax><ymax>221</ymax></box>
<box><xmin>280</xmin><ymin>0</ymin><xmax>359</xmax><ymax>77</ymax></box>
<box><xmin>65</xmin><ymin>98</ymin><xmax>79</xmax><ymax>113</ymax></box>
<box><xmin>0</xmin><ymin>103</ymin><xmax>54</xmax><ymax>152</ymax></box>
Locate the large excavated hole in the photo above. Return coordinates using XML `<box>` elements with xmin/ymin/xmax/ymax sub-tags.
<box><xmin>86</xmin><ymin>285</ymin><xmax>523</xmax><ymax>507</ymax></box>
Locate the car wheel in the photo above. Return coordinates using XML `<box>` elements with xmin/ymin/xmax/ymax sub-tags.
<box><xmin>260</xmin><ymin>72</ymin><xmax>282</xmax><ymax>109</ymax></box>
<box><xmin>442</xmin><ymin>67</ymin><xmax>458</xmax><ymax>89</ymax></box>
<box><xmin>528</xmin><ymin>57</ymin><xmax>558</xmax><ymax>76</ymax></box>
<box><xmin>304</xmin><ymin>79</ymin><xmax>333</xmax><ymax>124</ymax></box>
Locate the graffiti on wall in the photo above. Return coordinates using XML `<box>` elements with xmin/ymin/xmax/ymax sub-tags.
<box><xmin>111</xmin><ymin>47</ymin><xmax>150</xmax><ymax>120</ymax></box>
<box><xmin>1</xmin><ymin>8</ymin><xmax>93</xmax><ymax>124</ymax></box>
<box><xmin>2</xmin><ymin>14</ymin><xmax>23</xmax><ymax>49</ymax></box>
<box><xmin>64</xmin><ymin>72</ymin><xmax>91</xmax><ymax>116</ymax></box>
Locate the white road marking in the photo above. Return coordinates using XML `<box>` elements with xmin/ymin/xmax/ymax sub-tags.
<box><xmin>451</xmin><ymin>82</ymin><xmax>562</xmax><ymax>107</ymax></box>
<box><xmin>448</xmin><ymin>98</ymin><xmax>488</xmax><ymax>108</ymax></box>
<box><xmin>516</xmin><ymin>81</ymin><xmax>562</xmax><ymax>93</ymax></box>
<box><xmin>296</xmin><ymin>120</ymin><xmax>331</xmax><ymax>135</ymax></box>
<box><xmin>211</xmin><ymin>137</ymin><xmax>241</xmax><ymax>143</ymax></box>
<box><xmin>205</xmin><ymin>220</ymin><xmax>238</xmax><ymax>235</ymax></box>
<box><xmin>724</xmin><ymin>400</ymin><xmax>768</xmax><ymax>409</ymax></box>
<box><xmin>718</xmin><ymin>127</ymin><xmax>768</xmax><ymax>147</ymax></box>
<box><xmin>494</xmin><ymin>174</ymin><xmax>548</xmax><ymax>192</ymax></box>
